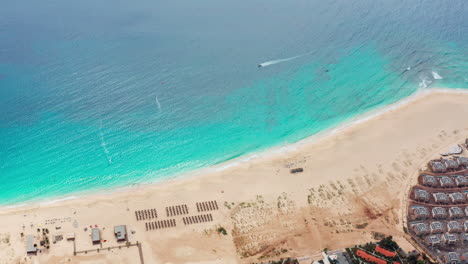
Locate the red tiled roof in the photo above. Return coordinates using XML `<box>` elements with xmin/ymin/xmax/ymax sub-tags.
<box><xmin>356</xmin><ymin>249</ymin><xmax>387</xmax><ymax>264</ymax></box>
<box><xmin>376</xmin><ymin>245</ymin><xmax>397</xmax><ymax>258</ymax></box>
<box><xmin>393</xmin><ymin>262</ymin><xmax>401</xmax><ymax>264</ymax></box>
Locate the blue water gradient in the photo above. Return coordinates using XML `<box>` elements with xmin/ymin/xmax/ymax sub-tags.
<box><xmin>0</xmin><ymin>0</ymin><xmax>467</xmax><ymax>205</ymax></box>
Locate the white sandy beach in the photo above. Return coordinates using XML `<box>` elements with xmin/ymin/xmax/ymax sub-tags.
<box><xmin>2</xmin><ymin>88</ymin><xmax>468</xmax><ymax>264</ymax></box>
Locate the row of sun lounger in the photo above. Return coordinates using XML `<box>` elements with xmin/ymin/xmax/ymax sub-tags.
<box><xmin>135</xmin><ymin>209</ymin><xmax>158</xmax><ymax>221</ymax></box>
<box><xmin>166</xmin><ymin>204</ymin><xmax>189</xmax><ymax>217</ymax></box>
<box><xmin>196</xmin><ymin>201</ymin><xmax>218</xmax><ymax>212</ymax></box>
<box><xmin>145</xmin><ymin>219</ymin><xmax>176</xmax><ymax>231</ymax></box>
<box><xmin>182</xmin><ymin>214</ymin><xmax>213</xmax><ymax>225</ymax></box>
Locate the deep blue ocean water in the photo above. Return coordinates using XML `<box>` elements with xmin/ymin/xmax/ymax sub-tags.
<box><xmin>1</xmin><ymin>0</ymin><xmax>467</xmax><ymax>205</ymax></box>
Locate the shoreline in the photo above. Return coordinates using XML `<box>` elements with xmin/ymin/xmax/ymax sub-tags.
<box><xmin>3</xmin><ymin>88</ymin><xmax>468</xmax><ymax>263</ymax></box>
<box><xmin>1</xmin><ymin>86</ymin><xmax>467</xmax><ymax>213</ymax></box>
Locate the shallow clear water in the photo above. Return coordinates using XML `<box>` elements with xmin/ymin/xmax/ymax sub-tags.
<box><xmin>1</xmin><ymin>0</ymin><xmax>467</xmax><ymax>205</ymax></box>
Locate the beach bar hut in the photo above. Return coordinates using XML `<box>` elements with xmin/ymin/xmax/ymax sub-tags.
<box><xmin>91</xmin><ymin>228</ymin><xmax>100</xmax><ymax>244</ymax></box>
<box><xmin>114</xmin><ymin>225</ymin><xmax>127</xmax><ymax>242</ymax></box>
<box><xmin>26</xmin><ymin>235</ymin><xmax>37</xmax><ymax>254</ymax></box>
<box><xmin>65</xmin><ymin>232</ymin><xmax>75</xmax><ymax>241</ymax></box>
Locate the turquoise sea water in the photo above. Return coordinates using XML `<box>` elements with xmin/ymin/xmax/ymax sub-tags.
<box><xmin>1</xmin><ymin>0</ymin><xmax>467</xmax><ymax>205</ymax></box>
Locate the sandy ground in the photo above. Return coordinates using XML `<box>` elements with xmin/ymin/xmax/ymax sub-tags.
<box><xmin>1</xmin><ymin>89</ymin><xmax>468</xmax><ymax>264</ymax></box>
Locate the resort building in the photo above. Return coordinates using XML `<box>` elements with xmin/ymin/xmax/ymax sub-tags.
<box><xmin>444</xmin><ymin>159</ymin><xmax>460</xmax><ymax>170</ymax></box>
<box><xmin>442</xmin><ymin>233</ymin><xmax>458</xmax><ymax>245</ymax></box>
<box><xmin>455</xmin><ymin>156</ymin><xmax>468</xmax><ymax>167</ymax></box>
<box><xmin>460</xmin><ymin>233</ymin><xmax>468</xmax><ymax>243</ymax></box>
<box><xmin>440</xmin><ymin>176</ymin><xmax>455</xmax><ymax>188</ymax></box>
<box><xmin>425</xmin><ymin>235</ymin><xmax>441</xmax><ymax>247</ymax></box>
<box><xmin>464</xmin><ymin>221</ymin><xmax>468</xmax><ymax>232</ymax></box>
<box><xmin>114</xmin><ymin>225</ymin><xmax>127</xmax><ymax>242</ymax></box>
<box><xmin>91</xmin><ymin>228</ymin><xmax>101</xmax><ymax>244</ymax></box>
<box><xmin>449</xmin><ymin>207</ymin><xmax>465</xmax><ymax>219</ymax></box>
<box><xmin>412</xmin><ymin>222</ymin><xmax>430</xmax><ymax>236</ymax></box>
<box><xmin>410</xmin><ymin>206</ymin><xmax>430</xmax><ymax>220</ymax></box>
<box><xmin>422</xmin><ymin>175</ymin><xmax>438</xmax><ymax>187</ymax></box>
<box><xmin>414</xmin><ymin>189</ymin><xmax>430</xmax><ymax>202</ymax></box>
<box><xmin>443</xmin><ymin>252</ymin><xmax>461</xmax><ymax>264</ymax></box>
<box><xmin>430</xmin><ymin>160</ymin><xmax>447</xmax><ymax>173</ymax></box>
<box><xmin>454</xmin><ymin>176</ymin><xmax>468</xmax><ymax>187</ymax></box>
<box><xmin>449</xmin><ymin>193</ymin><xmax>466</xmax><ymax>204</ymax></box>
<box><xmin>26</xmin><ymin>235</ymin><xmax>37</xmax><ymax>254</ymax></box>
<box><xmin>432</xmin><ymin>207</ymin><xmax>448</xmax><ymax>219</ymax></box>
<box><xmin>430</xmin><ymin>221</ymin><xmax>445</xmax><ymax>234</ymax></box>
<box><xmin>433</xmin><ymin>193</ymin><xmax>450</xmax><ymax>204</ymax></box>
<box><xmin>447</xmin><ymin>221</ymin><xmax>463</xmax><ymax>233</ymax></box>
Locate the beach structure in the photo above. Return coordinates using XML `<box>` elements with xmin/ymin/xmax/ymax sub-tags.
<box><xmin>196</xmin><ymin>201</ymin><xmax>219</xmax><ymax>213</ymax></box>
<box><xmin>454</xmin><ymin>176</ymin><xmax>468</xmax><ymax>187</ymax></box>
<box><xmin>432</xmin><ymin>207</ymin><xmax>448</xmax><ymax>219</ymax></box>
<box><xmin>413</xmin><ymin>189</ymin><xmax>430</xmax><ymax>202</ymax></box>
<box><xmin>182</xmin><ymin>214</ymin><xmax>213</xmax><ymax>225</ymax></box>
<box><xmin>442</xmin><ymin>233</ymin><xmax>458</xmax><ymax>245</ymax></box>
<box><xmin>114</xmin><ymin>225</ymin><xmax>127</xmax><ymax>242</ymax></box>
<box><xmin>449</xmin><ymin>207</ymin><xmax>464</xmax><ymax>219</ymax></box>
<box><xmin>412</xmin><ymin>223</ymin><xmax>430</xmax><ymax>236</ymax></box>
<box><xmin>449</xmin><ymin>193</ymin><xmax>466</xmax><ymax>204</ymax></box>
<box><xmin>430</xmin><ymin>221</ymin><xmax>445</xmax><ymax>234</ymax></box>
<box><xmin>433</xmin><ymin>193</ymin><xmax>450</xmax><ymax>204</ymax></box>
<box><xmin>410</xmin><ymin>206</ymin><xmax>430</xmax><ymax>220</ymax></box>
<box><xmin>443</xmin><ymin>252</ymin><xmax>461</xmax><ymax>264</ymax></box>
<box><xmin>166</xmin><ymin>204</ymin><xmax>189</xmax><ymax>217</ymax></box>
<box><xmin>441</xmin><ymin>145</ymin><xmax>463</xmax><ymax>156</ymax></box>
<box><xmin>91</xmin><ymin>228</ymin><xmax>100</xmax><ymax>244</ymax></box>
<box><xmin>425</xmin><ymin>235</ymin><xmax>441</xmax><ymax>247</ymax></box>
<box><xmin>290</xmin><ymin>168</ymin><xmax>303</xmax><ymax>174</ymax></box>
<box><xmin>430</xmin><ymin>160</ymin><xmax>447</xmax><ymax>173</ymax></box>
<box><xmin>440</xmin><ymin>176</ymin><xmax>455</xmax><ymax>188</ymax></box>
<box><xmin>135</xmin><ymin>208</ymin><xmax>158</xmax><ymax>221</ymax></box>
<box><xmin>455</xmin><ymin>156</ymin><xmax>468</xmax><ymax>167</ymax></box>
<box><xmin>444</xmin><ymin>159</ymin><xmax>459</xmax><ymax>170</ymax></box>
<box><xmin>26</xmin><ymin>235</ymin><xmax>37</xmax><ymax>254</ymax></box>
<box><xmin>65</xmin><ymin>232</ymin><xmax>75</xmax><ymax>241</ymax></box>
<box><xmin>447</xmin><ymin>221</ymin><xmax>463</xmax><ymax>233</ymax></box>
<box><xmin>422</xmin><ymin>175</ymin><xmax>438</xmax><ymax>187</ymax></box>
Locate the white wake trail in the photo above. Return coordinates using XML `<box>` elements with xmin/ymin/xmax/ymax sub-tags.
<box><xmin>258</xmin><ymin>52</ymin><xmax>312</xmax><ymax>68</ymax></box>
<box><xmin>99</xmin><ymin>121</ymin><xmax>113</xmax><ymax>165</ymax></box>
<box><xmin>155</xmin><ymin>96</ymin><xmax>161</xmax><ymax>111</ymax></box>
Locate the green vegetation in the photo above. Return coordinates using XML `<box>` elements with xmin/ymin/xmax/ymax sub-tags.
<box><xmin>217</xmin><ymin>226</ymin><xmax>227</xmax><ymax>235</ymax></box>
